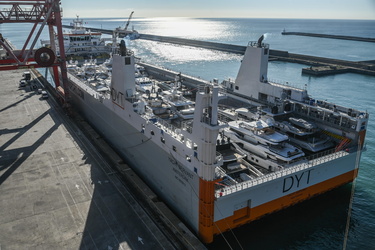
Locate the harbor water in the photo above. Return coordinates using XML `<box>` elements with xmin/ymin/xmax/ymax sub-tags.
<box><xmin>1</xmin><ymin>17</ymin><xmax>374</xmax><ymax>249</ymax></box>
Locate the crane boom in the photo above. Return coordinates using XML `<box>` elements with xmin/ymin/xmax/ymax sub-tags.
<box><xmin>124</xmin><ymin>11</ymin><xmax>134</xmax><ymax>31</ymax></box>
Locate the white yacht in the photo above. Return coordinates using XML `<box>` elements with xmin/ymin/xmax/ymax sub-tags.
<box><xmin>224</xmin><ymin>119</ymin><xmax>305</xmax><ymax>171</ymax></box>
<box><xmin>275</xmin><ymin>117</ymin><xmax>334</xmax><ymax>152</ymax></box>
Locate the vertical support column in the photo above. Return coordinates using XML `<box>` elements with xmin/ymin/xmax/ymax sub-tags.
<box><xmin>52</xmin><ymin>65</ymin><xmax>60</xmax><ymax>88</ymax></box>
<box><xmin>198</xmin><ymin>178</ymin><xmax>216</xmax><ymax>244</ymax></box>
<box><xmin>48</xmin><ymin>24</ymin><xmax>56</xmax><ymax>53</ymax></box>
<box><xmin>20</xmin><ymin>22</ymin><xmax>39</xmax><ymax>58</ymax></box>
<box><xmin>52</xmin><ymin>0</ymin><xmax>69</xmax><ymax>103</ymax></box>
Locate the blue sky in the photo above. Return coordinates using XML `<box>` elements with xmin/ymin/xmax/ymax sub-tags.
<box><xmin>62</xmin><ymin>0</ymin><xmax>375</xmax><ymax>20</ymax></box>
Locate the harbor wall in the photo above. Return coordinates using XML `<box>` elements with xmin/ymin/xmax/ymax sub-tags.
<box><xmin>136</xmin><ymin>34</ymin><xmax>375</xmax><ymax>76</ymax></box>
<box><xmin>138</xmin><ymin>33</ymin><xmax>246</xmax><ymax>54</ymax></box>
<box><xmin>282</xmin><ymin>31</ymin><xmax>375</xmax><ymax>43</ymax></box>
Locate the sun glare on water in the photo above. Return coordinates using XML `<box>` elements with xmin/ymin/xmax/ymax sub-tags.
<box><xmin>130</xmin><ymin>17</ymin><xmax>242</xmax><ymax>64</ymax></box>
<box><xmin>138</xmin><ymin>17</ymin><xmax>229</xmax><ymax>40</ymax></box>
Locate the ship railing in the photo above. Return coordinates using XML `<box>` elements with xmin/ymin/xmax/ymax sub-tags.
<box><xmin>293</xmin><ymin>107</ymin><xmax>355</xmax><ymax>131</ymax></box>
<box><xmin>248</xmin><ymin>41</ymin><xmax>269</xmax><ymax>49</ymax></box>
<box><xmin>268</xmin><ymin>78</ymin><xmax>305</xmax><ymax>91</ymax></box>
<box><xmin>216</xmin><ymin>151</ymin><xmax>224</xmax><ymax>165</ymax></box>
<box><xmin>217</xmin><ymin>112</ymin><xmax>233</xmax><ymax>123</ymax></box>
<box><xmin>157</xmin><ymin>118</ymin><xmax>176</xmax><ymax>134</ymax></box>
<box><xmin>152</xmin><ymin>116</ymin><xmax>185</xmax><ymax>139</ymax></box>
<box><xmin>215</xmin><ymin>166</ymin><xmax>227</xmax><ymax>179</ymax></box>
<box><xmin>305</xmin><ymin>148</ymin><xmax>336</xmax><ymax>161</ymax></box>
<box><xmin>215</xmin><ymin>150</ymin><xmax>349</xmax><ymax>198</ymax></box>
<box><xmin>181</xmin><ymin>120</ymin><xmax>193</xmax><ymax>133</ymax></box>
<box><xmin>68</xmin><ymin>73</ymin><xmax>102</xmax><ymax>99</ymax></box>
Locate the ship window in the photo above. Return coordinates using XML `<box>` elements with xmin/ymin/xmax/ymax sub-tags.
<box><xmin>150</xmin><ymin>130</ymin><xmax>155</xmax><ymax>135</ymax></box>
<box><xmin>235</xmin><ymin>86</ymin><xmax>239</xmax><ymax>90</ymax></box>
<box><xmin>251</xmin><ymin>157</ymin><xmax>254</xmax><ymax>160</ymax></box>
<box><xmin>264</xmin><ymin>48</ymin><xmax>269</xmax><ymax>55</ymax></box>
<box><xmin>125</xmin><ymin>57</ymin><xmax>131</xmax><ymax>65</ymax></box>
<box><xmin>161</xmin><ymin>137</ymin><xmax>165</xmax><ymax>143</ymax></box>
<box><xmin>256</xmin><ymin>159</ymin><xmax>259</xmax><ymax>163</ymax></box>
<box><xmin>173</xmin><ymin>146</ymin><xmax>176</xmax><ymax>152</ymax></box>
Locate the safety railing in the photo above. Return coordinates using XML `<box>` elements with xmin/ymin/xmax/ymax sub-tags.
<box><xmin>214</xmin><ymin>150</ymin><xmax>349</xmax><ymax>198</ymax></box>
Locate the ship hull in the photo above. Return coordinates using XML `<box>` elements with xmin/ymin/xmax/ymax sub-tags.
<box><xmin>68</xmin><ymin>79</ymin><xmax>201</xmax><ymax>232</ymax></box>
<box><xmin>213</xmin><ymin>152</ymin><xmax>359</xmax><ymax>235</ymax></box>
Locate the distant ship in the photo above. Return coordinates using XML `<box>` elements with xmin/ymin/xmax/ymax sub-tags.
<box><xmin>61</xmin><ymin>36</ymin><xmax>368</xmax><ymax>243</ymax></box>
<box><xmin>41</xmin><ymin>16</ymin><xmax>112</xmax><ymax>58</ymax></box>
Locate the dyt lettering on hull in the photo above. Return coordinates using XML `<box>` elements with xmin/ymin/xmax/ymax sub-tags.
<box><xmin>111</xmin><ymin>87</ymin><xmax>125</xmax><ymax>109</ymax></box>
<box><xmin>283</xmin><ymin>169</ymin><xmax>313</xmax><ymax>193</ymax></box>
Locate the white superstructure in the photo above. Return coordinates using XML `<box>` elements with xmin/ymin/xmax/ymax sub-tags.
<box><xmin>41</xmin><ymin>16</ymin><xmax>112</xmax><ymax>57</ymax></box>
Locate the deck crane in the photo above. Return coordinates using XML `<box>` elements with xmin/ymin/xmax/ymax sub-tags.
<box><xmin>124</xmin><ymin>11</ymin><xmax>134</xmax><ymax>32</ymax></box>
<box><xmin>114</xmin><ymin>11</ymin><xmax>138</xmax><ymax>39</ymax></box>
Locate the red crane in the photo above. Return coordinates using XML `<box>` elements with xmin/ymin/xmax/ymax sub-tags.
<box><xmin>0</xmin><ymin>0</ymin><xmax>69</xmax><ymax>102</ymax></box>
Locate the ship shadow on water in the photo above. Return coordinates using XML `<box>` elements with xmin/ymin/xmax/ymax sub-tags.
<box><xmin>207</xmin><ymin>185</ymin><xmax>354</xmax><ymax>250</ymax></box>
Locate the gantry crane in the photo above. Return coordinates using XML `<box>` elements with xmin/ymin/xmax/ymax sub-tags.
<box><xmin>0</xmin><ymin>0</ymin><xmax>69</xmax><ymax>102</ymax></box>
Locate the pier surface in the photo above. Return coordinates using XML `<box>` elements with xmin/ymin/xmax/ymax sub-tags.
<box><xmin>281</xmin><ymin>31</ymin><xmax>375</xmax><ymax>43</ymax></box>
<box><xmin>0</xmin><ymin>69</ymin><xmax>200</xmax><ymax>249</ymax></box>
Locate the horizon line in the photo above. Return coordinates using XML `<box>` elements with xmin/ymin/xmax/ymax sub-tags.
<box><xmin>62</xmin><ymin>16</ymin><xmax>375</xmax><ymax>21</ymax></box>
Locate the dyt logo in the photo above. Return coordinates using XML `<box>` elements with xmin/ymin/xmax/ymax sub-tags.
<box><xmin>282</xmin><ymin>169</ymin><xmax>313</xmax><ymax>193</ymax></box>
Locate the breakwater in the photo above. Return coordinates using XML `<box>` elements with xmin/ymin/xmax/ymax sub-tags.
<box><xmin>137</xmin><ymin>34</ymin><xmax>375</xmax><ymax>76</ymax></box>
<box><xmin>282</xmin><ymin>31</ymin><xmax>375</xmax><ymax>43</ymax></box>
<box><xmin>138</xmin><ymin>33</ymin><xmax>246</xmax><ymax>54</ymax></box>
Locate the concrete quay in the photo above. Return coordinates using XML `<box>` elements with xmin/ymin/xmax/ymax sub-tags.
<box><xmin>0</xmin><ymin>69</ymin><xmax>204</xmax><ymax>249</ymax></box>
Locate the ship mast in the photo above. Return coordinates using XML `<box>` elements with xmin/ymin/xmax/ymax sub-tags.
<box><xmin>192</xmin><ymin>84</ymin><xmax>225</xmax><ymax>243</ymax></box>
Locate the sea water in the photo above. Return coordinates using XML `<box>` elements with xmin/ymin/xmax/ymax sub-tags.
<box><xmin>1</xmin><ymin>17</ymin><xmax>374</xmax><ymax>249</ymax></box>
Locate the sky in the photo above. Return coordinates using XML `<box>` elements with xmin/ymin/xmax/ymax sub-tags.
<box><xmin>61</xmin><ymin>0</ymin><xmax>375</xmax><ymax>20</ymax></box>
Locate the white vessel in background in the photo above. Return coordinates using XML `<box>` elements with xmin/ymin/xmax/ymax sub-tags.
<box><xmin>61</xmin><ymin>37</ymin><xmax>368</xmax><ymax>244</ymax></box>
<box><xmin>41</xmin><ymin>16</ymin><xmax>112</xmax><ymax>58</ymax></box>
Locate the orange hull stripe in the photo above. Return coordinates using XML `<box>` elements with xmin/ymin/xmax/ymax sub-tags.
<box><xmin>212</xmin><ymin>169</ymin><xmax>358</xmax><ymax>236</ymax></box>
<box><xmin>198</xmin><ymin>178</ymin><xmax>216</xmax><ymax>244</ymax></box>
